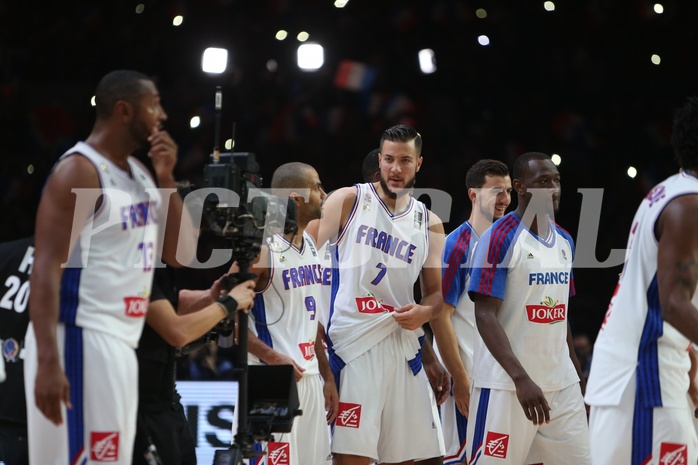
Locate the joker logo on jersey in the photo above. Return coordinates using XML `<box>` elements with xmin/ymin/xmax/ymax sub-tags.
<box><xmin>356</xmin><ymin>295</ymin><xmax>395</xmax><ymax>314</ymax></box>
<box><xmin>124</xmin><ymin>288</ymin><xmax>149</xmax><ymax>318</ymax></box>
<box><xmin>526</xmin><ymin>296</ymin><xmax>566</xmax><ymax>324</ymax></box>
<box><xmin>298</xmin><ymin>340</ymin><xmax>316</xmax><ymax>360</ymax></box>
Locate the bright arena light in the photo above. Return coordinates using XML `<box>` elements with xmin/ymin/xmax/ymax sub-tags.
<box><xmin>297</xmin><ymin>31</ymin><xmax>310</xmax><ymax>42</ymax></box>
<box><xmin>654</xmin><ymin>3</ymin><xmax>664</xmax><ymax>14</ymax></box>
<box><xmin>190</xmin><ymin>116</ymin><xmax>201</xmax><ymax>128</ymax></box>
<box><xmin>334</xmin><ymin>0</ymin><xmax>349</xmax><ymax>7</ymax></box>
<box><xmin>418</xmin><ymin>49</ymin><xmax>436</xmax><ymax>74</ymax></box>
<box><xmin>478</xmin><ymin>35</ymin><xmax>490</xmax><ymax>46</ymax></box>
<box><xmin>225</xmin><ymin>138</ymin><xmax>234</xmax><ymax>150</ymax></box>
<box><xmin>551</xmin><ymin>154</ymin><xmax>562</xmax><ymax>166</ymax></box>
<box><xmin>275</xmin><ymin>30</ymin><xmax>288</xmax><ymax>40</ymax></box>
<box><xmin>27</xmin><ymin>164</ymin><xmax>34</xmax><ymax>174</ymax></box>
<box><xmin>297</xmin><ymin>43</ymin><xmax>324</xmax><ymax>70</ymax></box>
<box><xmin>202</xmin><ymin>47</ymin><xmax>228</xmax><ymax>74</ymax></box>
<box><xmin>651</xmin><ymin>54</ymin><xmax>661</xmax><ymax>65</ymax></box>
<box><xmin>135</xmin><ymin>4</ymin><xmax>145</xmax><ymax>14</ymax></box>
<box><xmin>544</xmin><ymin>1</ymin><xmax>556</xmax><ymax>12</ymax></box>
<box><xmin>266</xmin><ymin>59</ymin><xmax>278</xmax><ymax>72</ymax></box>
<box><xmin>476</xmin><ymin>8</ymin><xmax>487</xmax><ymax>19</ymax></box>
<box><xmin>627</xmin><ymin>166</ymin><xmax>638</xmax><ymax>179</ymax></box>
<box><xmin>173</xmin><ymin>15</ymin><xmax>183</xmax><ymax>26</ymax></box>
<box><xmin>90</xmin><ymin>95</ymin><xmax>96</xmax><ymax>106</ymax></box>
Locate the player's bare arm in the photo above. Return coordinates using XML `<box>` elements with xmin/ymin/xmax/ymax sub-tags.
<box><xmin>420</xmin><ymin>337</ymin><xmax>450</xmax><ymax>405</ymax></box>
<box><xmin>689</xmin><ymin>346</ymin><xmax>698</xmax><ymax>416</ymax></box>
<box><xmin>656</xmin><ymin>194</ymin><xmax>698</xmax><ymax>344</ymax></box>
<box><xmin>394</xmin><ymin>210</ymin><xmax>444</xmax><ymax>330</ymax></box>
<box><xmin>430</xmin><ymin>302</ymin><xmax>471</xmax><ymax>416</ymax></box>
<box><xmin>316</xmin><ymin>186</ymin><xmax>356</xmax><ymax>248</ymax></box>
<box><xmin>427</xmin><ymin>211</ymin><xmax>470</xmax><ymax>415</ymax></box>
<box><xmin>566</xmin><ymin>321</ymin><xmax>586</xmax><ymax>395</ymax></box>
<box><xmin>473</xmin><ymin>293</ymin><xmax>551</xmax><ymax>425</ymax></box>
<box><xmin>30</xmin><ymin>155</ymin><xmax>102</xmax><ymax>425</ymax></box>
<box><xmin>241</xmin><ymin>245</ymin><xmax>305</xmax><ymax>381</ymax></box>
<box><xmin>315</xmin><ymin>323</ymin><xmax>339</xmax><ymax>424</ymax></box>
<box><xmin>145</xmin><ymin>127</ymin><xmax>198</xmax><ymax>268</ymax></box>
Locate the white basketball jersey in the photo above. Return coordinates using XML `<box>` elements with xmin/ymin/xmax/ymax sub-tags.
<box><xmin>59</xmin><ymin>142</ymin><xmax>161</xmax><ymax>348</ymax></box>
<box><xmin>327</xmin><ymin>183</ymin><xmax>429</xmax><ymax>365</ymax></box>
<box><xmin>586</xmin><ymin>171</ymin><xmax>698</xmax><ymax>408</ymax></box>
<box><xmin>437</xmin><ymin>221</ymin><xmax>478</xmax><ymax>375</ymax></box>
<box><xmin>468</xmin><ymin>212</ymin><xmax>579</xmax><ymax>391</ymax></box>
<box><xmin>249</xmin><ymin>232</ymin><xmax>323</xmax><ymax>375</ymax></box>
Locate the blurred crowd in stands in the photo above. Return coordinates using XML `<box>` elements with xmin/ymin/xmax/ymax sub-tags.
<box><xmin>2</xmin><ymin>0</ymin><xmax>697</xmax><ymax>373</ymax></box>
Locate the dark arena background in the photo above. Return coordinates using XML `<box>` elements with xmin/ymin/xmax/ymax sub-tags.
<box><xmin>2</xmin><ymin>0</ymin><xmax>698</xmax><ymax>345</ymax></box>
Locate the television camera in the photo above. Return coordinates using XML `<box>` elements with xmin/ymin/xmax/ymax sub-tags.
<box><xmin>195</xmin><ymin>88</ymin><xmax>302</xmax><ymax>465</ymax></box>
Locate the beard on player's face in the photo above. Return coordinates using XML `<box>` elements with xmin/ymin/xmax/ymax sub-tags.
<box><xmin>379</xmin><ymin>172</ymin><xmax>416</xmax><ymax>200</ymax></box>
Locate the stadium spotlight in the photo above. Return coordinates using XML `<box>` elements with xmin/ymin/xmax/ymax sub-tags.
<box><xmin>627</xmin><ymin>166</ymin><xmax>638</xmax><ymax>179</ymax></box>
<box><xmin>297</xmin><ymin>43</ymin><xmax>324</xmax><ymax>71</ymax></box>
<box><xmin>551</xmin><ymin>154</ymin><xmax>562</xmax><ymax>166</ymax></box>
<box><xmin>418</xmin><ymin>49</ymin><xmax>436</xmax><ymax>74</ymax></box>
<box><xmin>202</xmin><ymin>47</ymin><xmax>228</xmax><ymax>74</ymax></box>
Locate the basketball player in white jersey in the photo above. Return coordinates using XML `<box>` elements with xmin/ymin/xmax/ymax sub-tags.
<box><xmin>358</xmin><ymin>147</ymin><xmax>451</xmax><ymax>413</ymax></box>
<box><xmin>318</xmin><ymin>125</ymin><xmax>445</xmax><ymax>465</ymax></box>
<box><xmin>438</xmin><ymin>159</ymin><xmax>512</xmax><ymax>465</ymax></box>
<box><xmin>467</xmin><ymin>152</ymin><xmax>590</xmax><ymax>465</ymax></box>
<box><xmin>26</xmin><ymin>70</ymin><xmax>196</xmax><ymax>465</ymax></box>
<box><xmin>244</xmin><ymin>162</ymin><xmax>337</xmax><ymax>465</ymax></box>
<box><xmin>585</xmin><ymin>96</ymin><xmax>698</xmax><ymax>465</ymax></box>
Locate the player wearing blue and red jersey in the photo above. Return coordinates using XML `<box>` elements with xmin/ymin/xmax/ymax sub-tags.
<box><xmin>586</xmin><ymin>97</ymin><xmax>698</xmax><ymax>465</ymax></box>
<box><xmin>25</xmin><ymin>70</ymin><xmax>196</xmax><ymax>465</ymax></box>
<box><xmin>466</xmin><ymin>152</ymin><xmax>589</xmax><ymax>465</ymax></box>
<box><xmin>438</xmin><ymin>159</ymin><xmax>511</xmax><ymax>465</ymax></box>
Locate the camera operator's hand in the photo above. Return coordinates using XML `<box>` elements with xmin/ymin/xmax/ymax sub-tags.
<box><xmin>208</xmin><ymin>275</ymin><xmax>226</xmax><ymax>301</ymax></box>
<box><xmin>228</xmin><ymin>280</ymin><xmax>256</xmax><ymax>313</ymax></box>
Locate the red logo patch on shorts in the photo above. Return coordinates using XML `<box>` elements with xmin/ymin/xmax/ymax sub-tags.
<box><xmin>90</xmin><ymin>431</ymin><xmax>119</xmax><ymax>462</ymax></box>
<box><xmin>484</xmin><ymin>431</ymin><xmax>508</xmax><ymax>459</ymax></box>
<box><xmin>124</xmin><ymin>296</ymin><xmax>147</xmax><ymax>317</ymax></box>
<box><xmin>336</xmin><ymin>402</ymin><xmax>361</xmax><ymax>428</ymax></box>
<box><xmin>268</xmin><ymin>442</ymin><xmax>291</xmax><ymax>465</ymax></box>
<box><xmin>659</xmin><ymin>442</ymin><xmax>688</xmax><ymax>465</ymax></box>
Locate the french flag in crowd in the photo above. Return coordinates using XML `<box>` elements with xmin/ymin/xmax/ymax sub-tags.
<box><xmin>334</xmin><ymin>60</ymin><xmax>376</xmax><ymax>91</ymax></box>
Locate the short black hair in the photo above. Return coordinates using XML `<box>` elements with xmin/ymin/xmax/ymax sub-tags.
<box><xmin>671</xmin><ymin>96</ymin><xmax>698</xmax><ymax>171</ymax></box>
<box><xmin>465</xmin><ymin>159</ymin><xmax>510</xmax><ymax>189</ymax></box>
<box><xmin>512</xmin><ymin>152</ymin><xmax>551</xmax><ymax>181</ymax></box>
<box><xmin>362</xmin><ymin>148</ymin><xmax>380</xmax><ymax>183</ymax></box>
<box><xmin>94</xmin><ymin>70</ymin><xmax>151</xmax><ymax>119</ymax></box>
<box><xmin>380</xmin><ymin>125</ymin><xmax>422</xmax><ymax>156</ymax></box>
<box><xmin>271</xmin><ymin>162</ymin><xmax>314</xmax><ymax>189</ymax></box>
